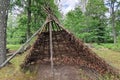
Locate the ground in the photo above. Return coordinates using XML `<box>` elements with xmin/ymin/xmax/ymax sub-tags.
<box><xmin>0</xmin><ymin>44</ymin><xmax>120</xmax><ymax>80</ymax></box>
<box><xmin>93</xmin><ymin>48</ymin><xmax>120</xmax><ymax>69</ymax></box>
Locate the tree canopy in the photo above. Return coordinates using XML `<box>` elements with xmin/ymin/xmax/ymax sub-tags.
<box><xmin>64</xmin><ymin>0</ymin><xmax>120</xmax><ymax>44</ymax></box>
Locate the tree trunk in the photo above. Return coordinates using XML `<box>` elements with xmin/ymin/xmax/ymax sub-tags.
<box><xmin>81</xmin><ymin>0</ymin><xmax>88</xmax><ymax>13</ymax></box>
<box><xmin>110</xmin><ymin>0</ymin><xmax>117</xmax><ymax>44</ymax></box>
<box><xmin>0</xmin><ymin>0</ymin><xmax>10</xmax><ymax>65</ymax></box>
<box><xmin>27</xmin><ymin>0</ymin><xmax>31</xmax><ymax>40</ymax></box>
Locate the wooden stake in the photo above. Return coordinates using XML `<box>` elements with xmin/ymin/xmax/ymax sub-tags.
<box><xmin>49</xmin><ymin>21</ymin><xmax>54</xmax><ymax>80</ymax></box>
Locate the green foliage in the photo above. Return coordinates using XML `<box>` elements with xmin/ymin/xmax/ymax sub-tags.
<box><xmin>116</xmin><ymin>10</ymin><xmax>120</xmax><ymax>36</ymax></box>
<box><xmin>7</xmin><ymin>0</ymin><xmax>60</xmax><ymax>44</ymax></box>
<box><xmin>64</xmin><ymin>7</ymin><xmax>88</xmax><ymax>41</ymax></box>
<box><xmin>7</xmin><ymin>0</ymin><xmax>120</xmax><ymax>45</ymax></box>
<box><xmin>7</xmin><ymin>14</ymin><xmax>27</xmax><ymax>44</ymax></box>
<box><xmin>93</xmin><ymin>43</ymin><xmax>120</xmax><ymax>52</ymax></box>
<box><xmin>103</xmin><ymin>44</ymin><xmax>120</xmax><ymax>52</ymax></box>
<box><xmin>64</xmin><ymin>0</ymin><xmax>109</xmax><ymax>43</ymax></box>
<box><xmin>85</xmin><ymin>0</ymin><xmax>108</xmax><ymax>43</ymax></box>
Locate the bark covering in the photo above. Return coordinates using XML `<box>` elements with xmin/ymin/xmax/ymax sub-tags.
<box><xmin>0</xmin><ymin>0</ymin><xmax>10</xmax><ymax>65</ymax></box>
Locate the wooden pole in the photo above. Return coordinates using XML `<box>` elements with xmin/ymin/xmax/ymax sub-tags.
<box><xmin>49</xmin><ymin>21</ymin><xmax>54</xmax><ymax>79</ymax></box>
<box><xmin>0</xmin><ymin>20</ymin><xmax>48</xmax><ymax>68</ymax></box>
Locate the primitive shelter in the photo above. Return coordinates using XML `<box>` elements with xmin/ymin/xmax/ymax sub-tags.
<box><xmin>21</xmin><ymin>7</ymin><xmax>119</xmax><ymax>80</ymax></box>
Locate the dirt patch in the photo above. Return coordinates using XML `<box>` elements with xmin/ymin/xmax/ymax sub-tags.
<box><xmin>36</xmin><ymin>65</ymin><xmax>95</xmax><ymax>80</ymax></box>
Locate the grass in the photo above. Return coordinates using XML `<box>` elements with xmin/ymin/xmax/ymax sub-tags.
<box><xmin>93</xmin><ymin>48</ymin><xmax>120</xmax><ymax>70</ymax></box>
<box><xmin>7</xmin><ymin>44</ymin><xmax>21</xmax><ymax>51</ymax></box>
<box><xmin>0</xmin><ymin>53</ymin><xmax>37</xmax><ymax>80</ymax></box>
<box><xmin>0</xmin><ymin>44</ymin><xmax>37</xmax><ymax>80</ymax></box>
<box><xmin>7</xmin><ymin>36</ymin><xmax>37</xmax><ymax>51</ymax></box>
<box><xmin>92</xmin><ymin>43</ymin><xmax>120</xmax><ymax>69</ymax></box>
<box><xmin>0</xmin><ymin>43</ymin><xmax>120</xmax><ymax>80</ymax></box>
<box><xmin>92</xmin><ymin>43</ymin><xmax>120</xmax><ymax>52</ymax></box>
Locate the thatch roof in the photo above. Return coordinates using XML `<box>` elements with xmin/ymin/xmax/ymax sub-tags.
<box><xmin>21</xmin><ymin>7</ymin><xmax>119</xmax><ymax>80</ymax></box>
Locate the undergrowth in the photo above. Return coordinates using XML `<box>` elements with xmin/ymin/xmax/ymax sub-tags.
<box><xmin>92</xmin><ymin>43</ymin><xmax>120</xmax><ymax>52</ymax></box>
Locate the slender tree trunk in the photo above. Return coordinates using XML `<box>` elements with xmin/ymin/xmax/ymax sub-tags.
<box><xmin>110</xmin><ymin>0</ymin><xmax>117</xmax><ymax>44</ymax></box>
<box><xmin>81</xmin><ymin>0</ymin><xmax>88</xmax><ymax>12</ymax></box>
<box><xmin>27</xmin><ymin>0</ymin><xmax>31</xmax><ymax>40</ymax></box>
<box><xmin>0</xmin><ymin>0</ymin><xmax>10</xmax><ymax>65</ymax></box>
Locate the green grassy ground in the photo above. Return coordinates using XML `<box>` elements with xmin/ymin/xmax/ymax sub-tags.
<box><xmin>0</xmin><ymin>44</ymin><xmax>120</xmax><ymax>80</ymax></box>
<box><xmin>92</xmin><ymin>43</ymin><xmax>120</xmax><ymax>52</ymax></box>
<box><xmin>0</xmin><ymin>44</ymin><xmax>36</xmax><ymax>80</ymax></box>
<box><xmin>92</xmin><ymin>43</ymin><xmax>120</xmax><ymax>69</ymax></box>
<box><xmin>93</xmin><ymin>48</ymin><xmax>120</xmax><ymax>70</ymax></box>
<box><xmin>0</xmin><ymin>53</ymin><xmax>37</xmax><ymax>80</ymax></box>
<box><xmin>7</xmin><ymin>44</ymin><xmax>21</xmax><ymax>51</ymax></box>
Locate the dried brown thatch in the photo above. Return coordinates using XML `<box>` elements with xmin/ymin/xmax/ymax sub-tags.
<box><xmin>21</xmin><ymin>30</ymin><xmax>118</xmax><ymax>73</ymax></box>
